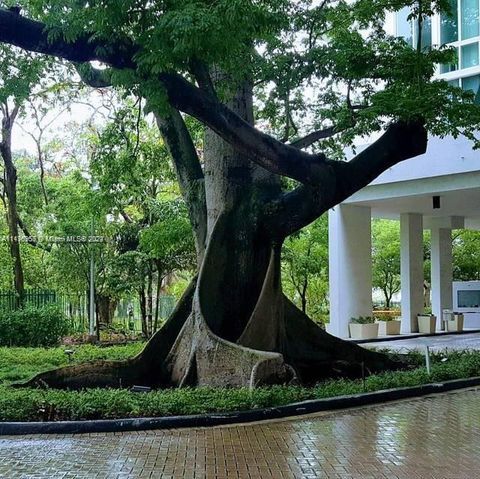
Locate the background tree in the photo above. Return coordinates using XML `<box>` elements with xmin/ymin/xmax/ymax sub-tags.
<box><xmin>453</xmin><ymin>230</ymin><xmax>480</xmax><ymax>281</ymax></box>
<box><xmin>372</xmin><ymin>220</ymin><xmax>401</xmax><ymax>309</ymax></box>
<box><xmin>0</xmin><ymin>44</ymin><xmax>49</xmax><ymax>305</ymax></box>
<box><xmin>91</xmin><ymin>103</ymin><xmax>196</xmax><ymax>336</ymax></box>
<box><xmin>282</xmin><ymin>216</ymin><xmax>329</xmax><ymax>322</ymax></box>
<box><xmin>0</xmin><ymin>0</ymin><xmax>478</xmax><ymax>389</ymax></box>
<box><xmin>139</xmin><ymin>201</ymin><xmax>196</xmax><ymax>333</ymax></box>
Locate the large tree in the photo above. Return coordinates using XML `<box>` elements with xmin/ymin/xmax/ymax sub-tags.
<box><xmin>1</xmin><ymin>0</ymin><xmax>478</xmax><ymax>389</ymax></box>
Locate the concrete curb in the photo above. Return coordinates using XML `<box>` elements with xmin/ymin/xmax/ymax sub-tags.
<box><xmin>1</xmin><ymin>376</ymin><xmax>479</xmax><ymax>436</ymax></box>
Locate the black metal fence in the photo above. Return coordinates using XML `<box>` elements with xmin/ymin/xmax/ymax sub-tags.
<box><xmin>0</xmin><ymin>289</ymin><xmax>58</xmax><ymax>311</ymax></box>
<box><xmin>0</xmin><ymin>289</ymin><xmax>177</xmax><ymax>334</ymax></box>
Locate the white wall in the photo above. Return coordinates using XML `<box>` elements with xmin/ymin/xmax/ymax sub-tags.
<box><xmin>372</xmin><ymin>135</ymin><xmax>480</xmax><ymax>186</ymax></box>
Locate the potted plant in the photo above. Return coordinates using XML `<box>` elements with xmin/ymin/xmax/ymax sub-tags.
<box><xmin>375</xmin><ymin>313</ymin><xmax>401</xmax><ymax>336</ymax></box>
<box><xmin>447</xmin><ymin>312</ymin><xmax>464</xmax><ymax>332</ymax></box>
<box><xmin>417</xmin><ymin>311</ymin><xmax>436</xmax><ymax>334</ymax></box>
<box><xmin>349</xmin><ymin>316</ymin><xmax>379</xmax><ymax>340</ymax></box>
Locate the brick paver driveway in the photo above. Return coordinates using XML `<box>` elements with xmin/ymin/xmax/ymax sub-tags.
<box><xmin>1</xmin><ymin>388</ymin><xmax>479</xmax><ymax>478</ymax></box>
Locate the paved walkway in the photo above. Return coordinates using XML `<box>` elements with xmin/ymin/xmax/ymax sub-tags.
<box><xmin>1</xmin><ymin>388</ymin><xmax>480</xmax><ymax>478</ymax></box>
<box><xmin>363</xmin><ymin>332</ymin><xmax>480</xmax><ymax>352</ymax></box>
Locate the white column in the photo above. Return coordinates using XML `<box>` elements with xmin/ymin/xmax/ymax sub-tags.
<box><xmin>431</xmin><ymin>227</ymin><xmax>452</xmax><ymax>330</ymax></box>
<box><xmin>328</xmin><ymin>205</ymin><xmax>372</xmax><ymax>338</ymax></box>
<box><xmin>400</xmin><ymin>213</ymin><xmax>424</xmax><ymax>333</ymax></box>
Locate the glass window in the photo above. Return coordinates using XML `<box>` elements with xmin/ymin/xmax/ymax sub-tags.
<box><xmin>461</xmin><ymin>0</ymin><xmax>479</xmax><ymax>40</ymax></box>
<box><xmin>440</xmin><ymin>47</ymin><xmax>459</xmax><ymax>72</ymax></box>
<box><xmin>462</xmin><ymin>74</ymin><xmax>480</xmax><ymax>103</ymax></box>
<box><xmin>458</xmin><ymin>290</ymin><xmax>480</xmax><ymax>308</ymax></box>
<box><xmin>441</xmin><ymin>62</ymin><xmax>459</xmax><ymax>72</ymax></box>
<box><xmin>414</xmin><ymin>17</ymin><xmax>432</xmax><ymax>48</ymax></box>
<box><xmin>397</xmin><ymin>6</ymin><xmax>414</xmax><ymax>46</ymax></box>
<box><xmin>448</xmin><ymin>79</ymin><xmax>460</xmax><ymax>86</ymax></box>
<box><xmin>441</xmin><ymin>0</ymin><xmax>459</xmax><ymax>44</ymax></box>
<box><xmin>461</xmin><ymin>42</ymin><xmax>479</xmax><ymax>67</ymax></box>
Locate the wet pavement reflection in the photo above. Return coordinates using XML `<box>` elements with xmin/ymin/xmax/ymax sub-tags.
<box><xmin>0</xmin><ymin>388</ymin><xmax>479</xmax><ymax>478</ymax></box>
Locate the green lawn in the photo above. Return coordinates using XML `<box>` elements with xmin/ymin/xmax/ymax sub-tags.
<box><xmin>0</xmin><ymin>343</ymin><xmax>144</xmax><ymax>385</ymax></box>
<box><xmin>0</xmin><ymin>346</ymin><xmax>479</xmax><ymax>422</ymax></box>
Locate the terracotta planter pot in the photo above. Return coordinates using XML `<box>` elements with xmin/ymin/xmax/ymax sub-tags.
<box><xmin>349</xmin><ymin>323</ymin><xmax>379</xmax><ymax>340</ymax></box>
<box><xmin>417</xmin><ymin>315</ymin><xmax>436</xmax><ymax>334</ymax></box>
<box><xmin>447</xmin><ymin>314</ymin><xmax>464</xmax><ymax>332</ymax></box>
<box><xmin>377</xmin><ymin>320</ymin><xmax>401</xmax><ymax>336</ymax></box>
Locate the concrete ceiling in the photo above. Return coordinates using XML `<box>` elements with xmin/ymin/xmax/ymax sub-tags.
<box><xmin>352</xmin><ymin>187</ymin><xmax>480</xmax><ymax>225</ymax></box>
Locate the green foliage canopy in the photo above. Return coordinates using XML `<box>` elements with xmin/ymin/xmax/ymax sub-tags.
<box><xmin>22</xmin><ymin>0</ymin><xmax>480</xmax><ymax>154</ymax></box>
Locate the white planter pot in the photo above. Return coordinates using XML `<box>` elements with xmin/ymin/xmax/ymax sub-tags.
<box><xmin>377</xmin><ymin>320</ymin><xmax>401</xmax><ymax>336</ymax></box>
<box><xmin>447</xmin><ymin>314</ymin><xmax>464</xmax><ymax>332</ymax></box>
<box><xmin>349</xmin><ymin>323</ymin><xmax>379</xmax><ymax>340</ymax></box>
<box><xmin>418</xmin><ymin>315</ymin><xmax>436</xmax><ymax>334</ymax></box>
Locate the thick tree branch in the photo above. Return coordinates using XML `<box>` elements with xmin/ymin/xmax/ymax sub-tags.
<box><xmin>157</xmin><ymin>73</ymin><xmax>326</xmax><ymax>183</ymax></box>
<box><xmin>0</xmin><ymin>8</ymin><xmax>428</xmax><ymax>207</ymax></box>
<box><xmin>189</xmin><ymin>59</ymin><xmax>217</xmax><ymax>98</ymax></box>
<box><xmin>0</xmin><ymin>9</ymin><xmax>137</xmax><ymax>68</ymax></box>
<box><xmin>331</xmin><ymin>120</ymin><xmax>428</xmax><ymax>203</ymax></box>
<box><xmin>266</xmin><ymin>120</ymin><xmax>428</xmax><ymax>238</ymax></box>
<box><xmin>290</xmin><ymin>126</ymin><xmax>337</xmax><ymax>149</ymax></box>
<box><xmin>0</xmin><ymin>8</ymin><xmax>327</xmax><ymax>185</ymax></box>
<box><xmin>154</xmin><ymin>107</ymin><xmax>207</xmax><ymax>262</ymax></box>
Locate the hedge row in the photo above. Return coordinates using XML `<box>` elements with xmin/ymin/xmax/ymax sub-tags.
<box><xmin>0</xmin><ymin>349</ymin><xmax>479</xmax><ymax>422</ymax></box>
<box><xmin>0</xmin><ymin>305</ymin><xmax>69</xmax><ymax>347</ymax></box>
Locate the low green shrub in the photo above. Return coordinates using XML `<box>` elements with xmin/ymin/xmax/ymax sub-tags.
<box><xmin>0</xmin><ymin>305</ymin><xmax>70</xmax><ymax>347</ymax></box>
<box><xmin>350</xmin><ymin>316</ymin><xmax>375</xmax><ymax>324</ymax></box>
<box><xmin>0</xmin><ymin>349</ymin><xmax>479</xmax><ymax>422</ymax></box>
<box><xmin>374</xmin><ymin>311</ymin><xmax>401</xmax><ymax>321</ymax></box>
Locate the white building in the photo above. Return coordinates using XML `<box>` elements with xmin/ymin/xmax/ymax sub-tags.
<box><xmin>328</xmin><ymin>2</ymin><xmax>480</xmax><ymax>338</ymax></box>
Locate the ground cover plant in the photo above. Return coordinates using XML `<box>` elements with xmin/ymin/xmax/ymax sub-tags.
<box><xmin>0</xmin><ymin>343</ymin><xmax>144</xmax><ymax>385</ymax></box>
<box><xmin>0</xmin><ymin>346</ymin><xmax>478</xmax><ymax>422</ymax></box>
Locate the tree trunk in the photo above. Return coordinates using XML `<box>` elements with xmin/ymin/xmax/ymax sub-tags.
<box><xmin>0</xmin><ymin>105</ymin><xmax>24</xmax><ymax>307</ymax></box>
<box><xmin>21</xmin><ymin>81</ymin><xmax>403</xmax><ymax>391</ymax></box>
<box><xmin>138</xmin><ymin>287</ymin><xmax>148</xmax><ymax>338</ymax></box>
<box><xmin>146</xmin><ymin>262</ymin><xmax>154</xmax><ymax>337</ymax></box>
<box><xmin>153</xmin><ymin>262</ymin><xmax>163</xmax><ymax>332</ymax></box>
<box><xmin>385</xmin><ymin>294</ymin><xmax>392</xmax><ymax>309</ymax></box>
<box><xmin>96</xmin><ymin>294</ymin><xmax>118</xmax><ymax>326</ymax></box>
<box><xmin>300</xmin><ymin>279</ymin><xmax>308</xmax><ymax>314</ymax></box>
